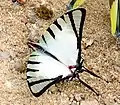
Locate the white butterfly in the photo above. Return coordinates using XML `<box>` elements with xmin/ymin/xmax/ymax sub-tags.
<box><xmin>27</xmin><ymin>8</ymin><xmax>101</xmax><ymax>97</ymax></box>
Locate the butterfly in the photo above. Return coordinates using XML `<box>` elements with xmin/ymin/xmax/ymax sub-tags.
<box><xmin>67</xmin><ymin>0</ymin><xmax>85</xmax><ymax>10</ymax></box>
<box><xmin>27</xmin><ymin>8</ymin><xmax>102</xmax><ymax>97</ymax></box>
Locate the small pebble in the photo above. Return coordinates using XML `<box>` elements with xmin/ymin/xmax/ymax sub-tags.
<box><xmin>0</xmin><ymin>51</ymin><xmax>10</xmax><ymax>60</ymax></box>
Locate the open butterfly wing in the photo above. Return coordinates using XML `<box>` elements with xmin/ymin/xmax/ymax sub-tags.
<box><xmin>27</xmin><ymin>8</ymin><xmax>86</xmax><ymax>97</ymax></box>
<box><xmin>27</xmin><ymin>74</ymin><xmax>62</xmax><ymax>97</ymax></box>
<box><xmin>39</xmin><ymin>8</ymin><xmax>86</xmax><ymax>66</ymax></box>
<box><xmin>27</xmin><ymin>51</ymin><xmax>72</xmax><ymax>97</ymax></box>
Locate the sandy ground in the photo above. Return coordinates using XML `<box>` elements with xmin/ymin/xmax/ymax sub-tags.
<box><xmin>0</xmin><ymin>0</ymin><xmax>120</xmax><ymax>105</ymax></box>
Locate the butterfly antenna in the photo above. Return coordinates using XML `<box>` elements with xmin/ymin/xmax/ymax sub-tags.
<box><xmin>76</xmin><ymin>74</ymin><xmax>99</xmax><ymax>96</ymax></box>
<box><xmin>82</xmin><ymin>67</ymin><xmax>109</xmax><ymax>83</ymax></box>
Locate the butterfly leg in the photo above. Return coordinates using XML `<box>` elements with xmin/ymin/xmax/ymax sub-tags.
<box><xmin>82</xmin><ymin>66</ymin><xmax>108</xmax><ymax>83</ymax></box>
<box><xmin>75</xmin><ymin>73</ymin><xmax>99</xmax><ymax>96</ymax></box>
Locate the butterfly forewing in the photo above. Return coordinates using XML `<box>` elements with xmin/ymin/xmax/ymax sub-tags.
<box><xmin>27</xmin><ymin>51</ymin><xmax>72</xmax><ymax>96</ymax></box>
<box><xmin>39</xmin><ymin>8</ymin><xmax>86</xmax><ymax>66</ymax></box>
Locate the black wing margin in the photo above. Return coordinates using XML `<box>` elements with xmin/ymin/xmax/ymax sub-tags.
<box><xmin>65</xmin><ymin>8</ymin><xmax>86</xmax><ymax>64</ymax></box>
<box><xmin>27</xmin><ymin>75</ymin><xmax>62</xmax><ymax>97</ymax></box>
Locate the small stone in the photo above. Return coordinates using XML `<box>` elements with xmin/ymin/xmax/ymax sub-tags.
<box><xmin>0</xmin><ymin>51</ymin><xmax>10</xmax><ymax>60</ymax></box>
<box><xmin>82</xmin><ymin>38</ymin><xmax>94</xmax><ymax>49</ymax></box>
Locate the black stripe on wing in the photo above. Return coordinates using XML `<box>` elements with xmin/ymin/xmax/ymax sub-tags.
<box><xmin>47</xmin><ymin>27</ymin><xmax>55</xmax><ymax>39</ymax></box>
<box><xmin>28</xmin><ymin>42</ymin><xmax>62</xmax><ymax>64</ymax></box>
<box><xmin>27</xmin><ymin>76</ymin><xmax>32</xmax><ymax>79</ymax></box>
<box><xmin>53</xmin><ymin>20</ymin><xmax>62</xmax><ymax>31</ymax></box>
<box><xmin>42</xmin><ymin>35</ymin><xmax>47</xmax><ymax>44</ymax></box>
<box><xmin>68</xmin><ymin>12</ymin><xmax>78</xmax><ymax>39</ymax></box>
<box><xmin>79</xmin><ymin>8</ymin><xmax>86</xmax><ymax>42</ymax></box>
<box><xmin>77</xmin><ymin>8</ymin><xmax>86</xmax><ymax>64</ymax></box>
<box><xmin>27</xmin><ymin>61</ymin><xmax>41</xmax><ymax>64</ymax></box>
<box><xmin>60</xmin><ymin>15</ymin><xmax>66</xmax><ymax>22</ymax></box>
<box><xmin>27</xmin><ymin>68</ymin><xmax>39</xmax><ymax>72</ymax></box>
<box><xmin>30</xmin><ymin>55</ymin><xmax>40</xmax><ymax>57</ymax></box>
<box><xmin>27</xmin><ymin>75</ymin><xmax>63</xmax><ymax>97</ymax></box>
<box><xmin>28</xmin><ymin>78</ymin><xmax>57</xmax><ymax>86</ymax></box>
<box><xmin>62</xmin><ymin>8</ymin><xmax>86</xmax><ymax>64</ymax></box>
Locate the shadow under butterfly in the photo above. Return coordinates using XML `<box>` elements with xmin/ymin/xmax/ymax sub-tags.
<box><xmin>27</xmin><ymin>8</ymin><xmax>106</xmax><ymax>97</ymax></box>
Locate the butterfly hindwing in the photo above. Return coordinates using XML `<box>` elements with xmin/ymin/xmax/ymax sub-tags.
<box><xmin>27</xmin><ymin>50</ymin><xmax>72</xmax><ymax>96</ymax></box>
<box><xmin>27</xmin><ymin>74</ymin><xmax>62</xmax><ymax>97</ymax></box>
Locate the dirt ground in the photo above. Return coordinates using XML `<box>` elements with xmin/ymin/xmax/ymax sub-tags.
<box><xmin>0</xmin><ymin>0</ymin><xmax>120</xmax><ymax>105</ymax></box>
